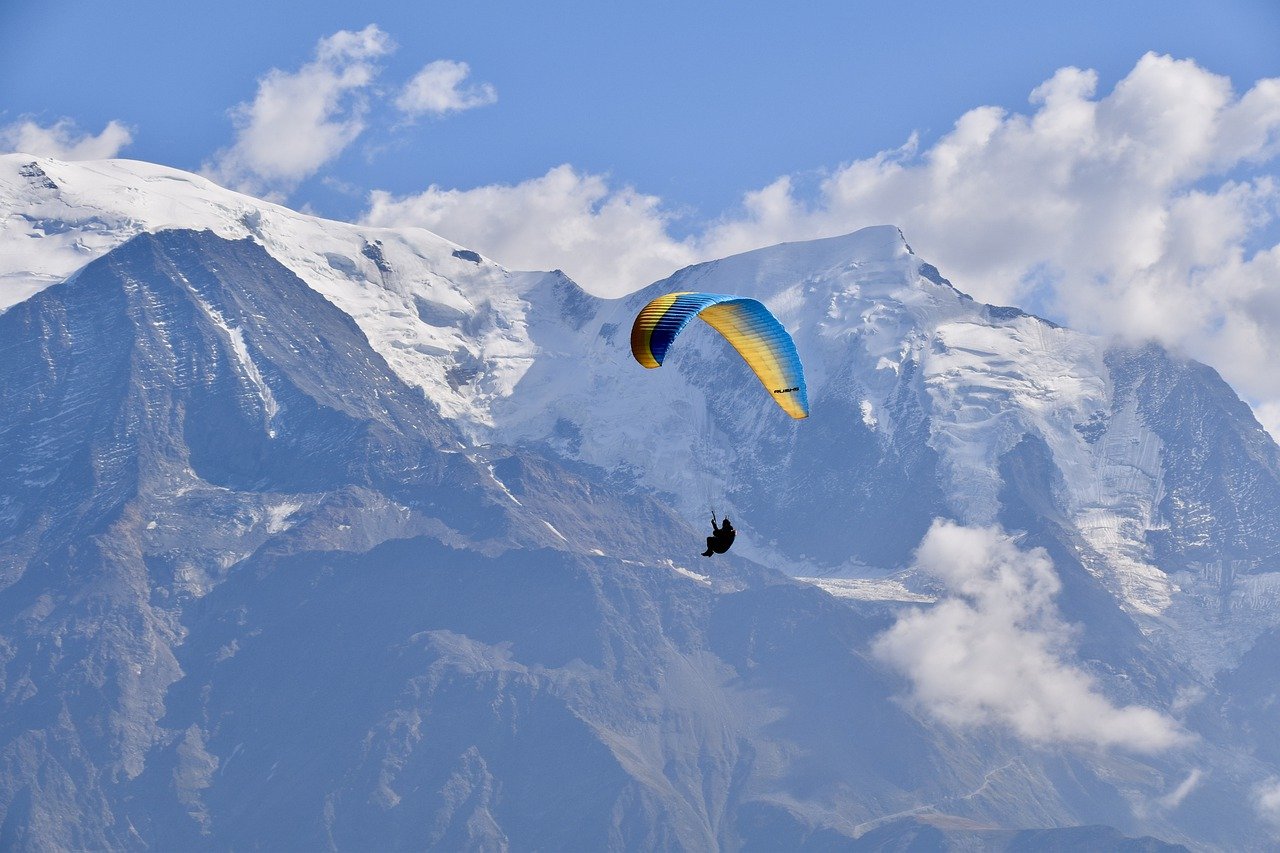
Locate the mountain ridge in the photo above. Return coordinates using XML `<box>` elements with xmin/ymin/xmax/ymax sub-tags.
<box><xmin>4</xmin><ymin>157</ymin><xmax>1280</xmax><ymax>848</ymax></box>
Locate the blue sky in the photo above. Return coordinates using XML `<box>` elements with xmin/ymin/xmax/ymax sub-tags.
<box><xmin>3</xmin><ymin>0</ymin><xmax>1277</xmax><ymax>221</ymax></box>
<box><xmin>6</xmin><ymin>1</ymin><xmax>1280</xmax><ymax>427</ymax></box>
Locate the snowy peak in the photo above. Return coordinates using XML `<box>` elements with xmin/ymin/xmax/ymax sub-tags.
<box><xmin>648</xmin><ymin>225</ymin><xmax>936</xmax><ymax>335</ymax></box>
<box><xmin>0</xmin><ymin>157</ymin><xmax>955</xmax><ymax>440</ymax></box>
<box><xmin>484</xmin><ymin>213</ymin><xmax>1280</xmax><ymax>679</ymax></box>
<box><xmin>0</xmin><ymin>226</ymin><xmax>700</xmax><ymax>570</ymax></box>
<box><xmin>0</xmin><ymin>154</ymin><xmax>559</xmax><ymax>427</ymax></box>
<box><xmin>657</xmin><ymin>224</ymin><xmax>915</xmax><ymax>298</ymax></box>
<box><xmin>0</xmin><ymin>228</ymin><xmax>454</xmax><ymax>555</ymax></box>
<box><xmin>0</xmin><ymin>154</ymin><xmax>492</xmax><ymax>298</ymax></box>
<box><xmin>495</xmin><ymin>219</ymin><xmax>1094</xmax><ymax>533</ymax></box>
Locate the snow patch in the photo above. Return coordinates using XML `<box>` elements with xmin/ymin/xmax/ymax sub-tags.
<box><xmin>800</xmin><ymin>576</ymin><xmax>934</xmax><ymax>603</ymax></box>
<box><xmin>191</xmin><ymin>291</ymin><xmax>279</xmax><ymax>434</ymax></box>
<box><xmin>658</xmin><ymin>559</ymin><xmax>711</xmax><ymax>586</ymax></box>
<box><xmin>859</xmin><ymin>399</ymin><xmax>877</xmax><ymax>429</ymax></box>
<box><xmin>0</xmin><ymin>154</ymin><xmax>535</xmax><ymax>430</ymax></box>
<box><xmin>265</xmin><ymin>501</ymin><xmax>302</xmax><ymax>534</ymax></box>
<box><xmin>485</xmin><ymin>464</ymin><xmax>522</xmax><ymax>505</ymax></box>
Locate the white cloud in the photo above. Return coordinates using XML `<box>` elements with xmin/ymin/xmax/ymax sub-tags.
<box><xmin>360</xmin><ymin>53</ymin><xmax>1280</xmax><ymax>426</ymax></box>
<box><xmin>1255</xmin><ymin>778</ymin><xmax>1280</xmax><ymax>833</ymax></box>
<box><xmin>364</xmin><ymin>164</ymin><xmax>700</xmax><ymax>292</ymax></box>
<box><xmin>1171</xmin><ymin>684</ymin><xmax>1208</xmax><ymax>715</ymax></box>
<box><xmin>205</xmin><ymin>24</ymin><xmax>393</xmax><ymax>195</ymax></box>
<box><xmin>872</xmin><ymin>520</ymin><xmax>1187</xmax><ymax>754</ymax></box>
<box><xmin>0</xmin><ymin>118</ymin><xmax>133</xmax><ymax>160</ymax></box>
<box><xmin>396</xmin><ymin>60</ymin><xmax>496</xmax><ymax>117</ymax></box>
<box><xmin>704</xmin><ymin>54</ymin><xmax>1280</xmax><ymax>419</ymax></box>
<box><xmin>1253</xmin><ymin>401</ymin><xmax>1280</xmax><ymax>442</ymax></box>
<box><xmin>1159</xmin><ymin>768</ymin><xmax>1203</xmax><ymax>810</ymax></box>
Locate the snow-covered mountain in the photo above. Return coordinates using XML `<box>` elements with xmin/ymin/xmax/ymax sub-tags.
<box><xmin>4</xmin><ymin>154</ymin><xmax>1280</xmax><ymax>849</ymax></box>
<box><xmin>497</xmin><ymin>226</ymin><xmax>1280</xmax><ymax>677</ymax></box>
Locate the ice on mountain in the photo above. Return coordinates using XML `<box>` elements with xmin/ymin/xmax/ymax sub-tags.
<box><xmin>800</xmin><ymin>576</ymin><xmax>936</xmax><ymax>603</ymax></box>
<box><xmin>413</xmin><ymin>295</ymin><xmax>469</xmax><ymax>327</ymax></box>
<box><xmin>323</xmin><ymin>251</ymin><xmax>360</xmax><ymax>277</ymax></box>
<box><xmin>193</xmin><ymin>291</ymin><xmax>280</xmax><ymax>433</ymax></box>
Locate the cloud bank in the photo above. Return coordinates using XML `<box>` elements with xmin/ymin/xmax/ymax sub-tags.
<box><xmin>396</xmin><ymin>60</ymin><xmax>497</xmax><ymax>117</ymax></box>
<box><xmin>0</xmin><ymin>118</ymin><xmax>133</xmax><ymax>160</ymax></box>
<box><xmin>365</xmin><ymin>164</ymin><xmax>699</xmax><ymax>289</ymax></box>
<box><xmin>872</xmin><ymin>520</ymin><xmax>1186</xmax><ymax>754</ymax></box>
<box><xmin>364</xmin><ymin>53</ymin><xmax>1280</xmax><ymax>430</ymax></box>
<box><xmin>204</xmin><ymin>25</ymin><xmax>394</xmax><ymax>195</ymax></box>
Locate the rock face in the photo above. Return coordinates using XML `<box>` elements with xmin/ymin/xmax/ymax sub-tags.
<box><xmin>0</xmin><ymin>230</ymin><xmax>712</xmax><ymax>848</ymax></box>
<box><xmin>4</xmin><ymin>158</ymin><xmax>1280</xmax><ymax>849</ymax></box>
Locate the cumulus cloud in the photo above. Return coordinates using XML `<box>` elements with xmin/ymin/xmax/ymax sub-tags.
<box><xmin>712</xmin><ymin>55</ymin><xmax>1280</xmax><ymax>419</ymax></box>
<box><xmin>396</xmin><ymin>60</ymin><xmax>496</xmax><ymax>117</ymax></box>
<box><xmin>364</xmin><ymin>164</ymin><xmax>700</xmax><ymax>292</ymax></box>
<box><xmin>362</xmin><ymin>53</ymin><xmax>1280</xmax><ymax>424</ymax></box>
<box><xmin>693</xmin><ymin>55</ymin><xmax>1280</xmax><ymax>305</ymax></box>
<box><xmin>205</xmin><ymin>24</ymin><xmax>393</xmax><ymax>195</ymax></box>
<box><xmin>0</xmin><ymin>118</ymin><xmax>133</xmax><ymax>160</ymax></box>
<box><xmin>872</xmin><ymin>520</ymin><xmax>1186</xmax><ymax>754</ymax></box>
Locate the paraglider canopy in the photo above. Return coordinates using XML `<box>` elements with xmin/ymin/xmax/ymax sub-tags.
<box><xmin>630</xmin><ymin>291</ymin><xmax>809</xmax><ymax>419</ymax></box>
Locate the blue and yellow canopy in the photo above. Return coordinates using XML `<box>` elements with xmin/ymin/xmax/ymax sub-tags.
<box><xmin>630</xmin><ymin>292</ymin><xmax>809</xmax><ymax>419</ymax></box>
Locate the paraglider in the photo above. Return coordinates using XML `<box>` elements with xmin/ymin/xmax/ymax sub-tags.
<box><xmin>630</xmin><ymin>291</ymin><xmax>810</xmax><ymax>419</ymax></box>
<box><xmin>702</xmin><ymin>513</ymin><xmax>735</xmax><ymax>557</ymax></box>
<box><xmin>630</xmin><ymin>291</ymin><xmax>808</xmax><ymax>556</ymax></box>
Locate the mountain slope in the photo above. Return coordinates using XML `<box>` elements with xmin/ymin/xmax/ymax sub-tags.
<box><xmin>0</xmin><ymin>227</ymin><xmax>1171</xmax><ymax>850</ymax></box>
<box><xmin>5</xmin><ymin>157</ymin><xmax>1280</xmax><ymax>847</ymax></box>
<box><xmin>491</xmin><ymin>227</ymin><xmax>1280</xmax><ymax>680</ymax></box>
<box><xmin>0</xmin><ymin>229</ymin><xmax>716</xmax><ymax>847</ymax></box>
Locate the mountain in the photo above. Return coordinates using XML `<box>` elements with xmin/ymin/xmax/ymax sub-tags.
<box><xmin>3</xmin><ymin>154</ymin><xmax>1280</xmax><ymax>849</ymax></box>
